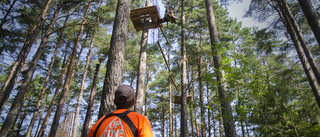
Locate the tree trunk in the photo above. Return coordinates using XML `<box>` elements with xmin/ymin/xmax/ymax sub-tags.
<box><xmin>81</xmin><ymin>63</ymin><xmax>101</xmax><ymax>137</ymax></box>
<box><xmin>0</xmin><ymin>2</ymin><xmax>57</xmax><ymax>137</ymax></box>
<box><xmin>25</xmin><ymin>1</ymin><xmax>66</xmax><ymax>137</ymax></box>
<box><xmin>280</xmin><ymin>0</ymin><xmax>320</xmax><ymax>84</ymax></box>
<box><xmin>0</xmin><ymin>0</ymin><xmax>17</xmax><ymax>29</ymax></box>
<box><xmin>297</xmin><ymin>0</ymin><xmax>320</xmax><ymax>48</ymax></box>
<box><xmin>276</xmin><ymin>0</ymin><xmax>320</xmax><ymax>109</ymax></box>
<box><xmin>98</xmin><ymin>0</ymin><xmax>132</xmax><ymax>118</ymax></box>
<box><xmin>204</xmin><ymin>0</ymin><xmax>237</xmax><ymax>137</ymax></box>
<box><xmin>0</xmin><ymin>0</ymin><xmax>52</xmax><ymax>114</ymax></box>
<box><xmin>72</xmin><ymin>35</ymin><xmax>95</xmax><ymax>137</ymax></box>
<box><xmin>206</xmin><ymin>78</ymin><xmax>211</xmax><ymax>137</ymax></box>
<box><xmin>180</xmin><ymin>1</ymin><xmax>188</xmax><ymax>137</ymax></box>
<box><xmin>48</xmin><ymin>1</ymin><xmax>92</xmax><ymax>136</ymax></box>
<box><xmin>190</xmin><ymin>69</ymin><xmax>195</xmax><ymax>137</ymax></box>
<box><xmin>161</xmin><ymin>95</ymin><xmax>165</xmax><ymax>137</ymax></box>
<box><xmin>144</xmin><ymin>70</ymin><xmax>150</xmax><ymax>116</ymax></box>
<box><xmin>35</xmin><ymin>86</ymin><xmax>50</xmax><ymax>137</ymax></box>
<box><xmin>17</xmin><ymin>98</ymin><xmax>31</xmax><ymax>136</ymax></box>
<box><xmin>168</xmin><ymin>43</ymin><xmax>173</xmax><ymax>137</ymax></box>
<box><xmin>37</xmin><ymin>43</ymin><xmax>70</xmax><ymax>137</ymax></box>
<box><xmin>80</xmin><ymin>4</ymin><xmax>104</xmax><ymax>136</ymax></box>
<box><xmin>135</xmin><ymin>0</ymin><xmax>150</xmax><ymax>114</ymax></box>
<box><xmin>174</xmin><ymin>106</ymin><xmax>177</xmax><ymax>137</ymax></box>
<box><xmin>8</xmin><ymin>96</ymin><xmax>26</xmax><ymax>136</ymax></box>
<box><xmin>218</xmin><ymin>105</ymin><xmax>222</xmax><ymax>137</ymax></box>
<box><xmin>198</xmin><ymin>33</ymin><xmax>206</xmax><ymax>137</ymax></box>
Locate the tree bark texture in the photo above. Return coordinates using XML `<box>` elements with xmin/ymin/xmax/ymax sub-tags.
<box><xmin>198</xmin><ymin>33</ymin><xmax>206</xmax><ymax>137</ymax></box>
<box><xmin>180</xmin><ymin>1</ymin><xmax>188</xmax><ymax>137</ymax></box>
<box><xmin>135</xmin><ymin>0</ymin><xmax>150</xmax><ymax>114</ymax></box>
<box><xmin>205</xmin><ymin>0</ymin><xmax>237</xmax><ymax>136</ymax></box>
<box><xmin>98</xmin><ymin>0</ymin><xmax>131</xmax><ymax>118</ymax></box>
<box><xmin>82</xmin><ymin>63</ymin><xmax>101</xmax><ymax>137</ymax></box>
<box><xmin>297</xmin><ymin>0</ymin><xmax>320</xmax><ymax>48</ymax></box>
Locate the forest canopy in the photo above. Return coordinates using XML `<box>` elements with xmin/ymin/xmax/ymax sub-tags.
<box><xmin>0</xmin><ymin>0</ymin><xmax>320</xmax><ymax>137</ymax></box>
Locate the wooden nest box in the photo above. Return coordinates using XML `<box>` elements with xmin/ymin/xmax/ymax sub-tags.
<box><xmin>130</xmin><ymin>6</ymin><xmax>163</xmax><ymax>31</ymax></box>
<box><xmin>174</xmin><ymin>95</ymin><xmax>192</xmax><ymax>104</ymax></box>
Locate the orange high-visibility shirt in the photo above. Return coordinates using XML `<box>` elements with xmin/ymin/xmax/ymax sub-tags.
<box><xmin>88</xmin><ymin>109</ymin><xmax>154</xmax><ymax>137</ymax></box>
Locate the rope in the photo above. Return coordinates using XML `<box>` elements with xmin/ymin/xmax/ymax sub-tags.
<box><xmin>157</xmin><ymin>41</ymin><xmax>181</xmax><ymax>92</ymax></box>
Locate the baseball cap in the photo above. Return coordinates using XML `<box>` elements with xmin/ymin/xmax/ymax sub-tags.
<box><xmin>115</xmin><ymin>85</ymin><xmax>135</xmax><ymax>103</ymax></box>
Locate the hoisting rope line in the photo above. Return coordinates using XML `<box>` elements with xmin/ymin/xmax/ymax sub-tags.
<box><xmin>159</xmin><ymin>27</ymin><xmax>170</xmax><ymax>45</ymax></box>
<box><xmin>157</xmin><ymin>40</ymin><xmax>181</xmax><ymax>92</ymax></box>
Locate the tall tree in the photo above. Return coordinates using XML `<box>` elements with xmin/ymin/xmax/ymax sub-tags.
<box><xmin>275</xmin><ymin>0</ymin><xmax>320</xmax><ymax>109</ymax></box>
<box><xmin>135</xmin><ymin>0</ymin><xmax>150</xmax><ymax>114</ymax></box>
<box><xmin>98</xmin><ymin>0</ymin><xmax>132</xmax><ymax>118</ymax></box>
<box><xmin>0</xmin><ymin>1</ymin><xmax>54</xmax><ymax>136</ymax></box>
<box><xmin>72</xmin><ymin>0</ymin><xmax>104</xmax><ymax>136</ymax></box>
<box><xmin>297</xmin><ymin>0</ymin><xmax>320</xmax><ymax>48</ymax></box>
<box><xmin>278</xmin><ymin>0</ymin><xmax>320</xmax><ymax>85</ymax></box>
<box><xmin>198</xmin><ymin>31</ymin><xmax>206</xmax><ymax>137</ymax></box>
<box><xmin>37</xmin><ymin>43</ymin><xmax>70</xmax><ymax>137</ymax></box>
<box><xmin>204</xmin><ymin>0</ymin><xmax>237</xmax><ymax>136</ymax></box>
<box><xmin>24</xmin><ymin>1</ymin><xmax>67</xmax><ymax>136</ymax></box>
<box><xmin>180</xmin><ymin>1</ymin><xmax>189</xmax><ymax>137</ymax></box>
<box><xmin>48</xmin><ymin>0</ymin><xmax>93</xmax><ymax>136</ymax></box>
<box><xmin>0</xmin><ymin>0</ymin><xmax>52</xmax><ymax>114</ymax></box>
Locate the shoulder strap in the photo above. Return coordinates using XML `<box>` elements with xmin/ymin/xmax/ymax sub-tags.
<box><xmin>93</xmin><ymin>113</ymin><xmax>113</xmax><ymax>137</ymax></box>
<box><xmin>93</xmin><ymin>110</ymin><xmax>138</xmax><ymax>137</ymax></box>
<box><xmin>115</xmin><ymin>110</ymin><xmax>138</xmax><ymax>137</ymax></box>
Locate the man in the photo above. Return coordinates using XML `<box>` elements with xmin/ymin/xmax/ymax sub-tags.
<box><xmin>88</xmin><ymin>85</ymin><xmax>154</xmax><ymax>137</ymax></box>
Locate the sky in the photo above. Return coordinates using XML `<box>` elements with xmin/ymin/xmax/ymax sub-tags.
<box><xmin>227</xmin><ymin>0</ymin><xmax>268</xmax><ymax>29</ymax></box>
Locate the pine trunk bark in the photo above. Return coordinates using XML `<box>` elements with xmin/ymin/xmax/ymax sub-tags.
<box><xmin>190</xmin><ymin>68</ymin><xmax>195</xmax><ymax>137</ymax></box>
<box><xmin>82</xmin><ymin>63</ymin><xmax>101</xmax><ymax>137</ymax></box>
<box><xmin>297</xmin><ymin>0</ymin><xmax>320</xmax><ymax>48</ymax></box>
<box><xmin>135</xmin><ymin>0</ymin><xmax>150</xmax><ymax>114</ymax></box>
<box><xmin>144</xmin><ymin>70</ymin><xmax>150</xmax><ymax>116</ymax></box>
<box><xmin>205</xmin><ymin>0</ymin><xmax>237</xmax><ymax>136</ymax></box>
<box><xmin>198</xmin><ymin>33</ymin><xmax>206</xmax><ymax>137</ymax></box>
<box><xmin>168</xmin><ymin>46</ymin><xmax>173</xmax><ymax>137</ymax></box>
<box><xmin>180</xmin><ymin>1</ymin><xmax>188</xmax><ymax>137</ymax></box>
<box><xmin>161</xmin><ymin>95</ymin><xmax>165</xmax><ymax>137</ymax></box>
<box><xmin>98</xmin><ymin>0</ymin><xmax>132</xmax><ymax>118</ymax></box>
<box><xmin>206</xmin><ymin>76</ymin><xmax>211</xmax><ymax>137</ymax></box>
<box><xmin>48</xmin><ymin>1</ymin><xmax>92</xmax><ymax>136</ymax></box>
